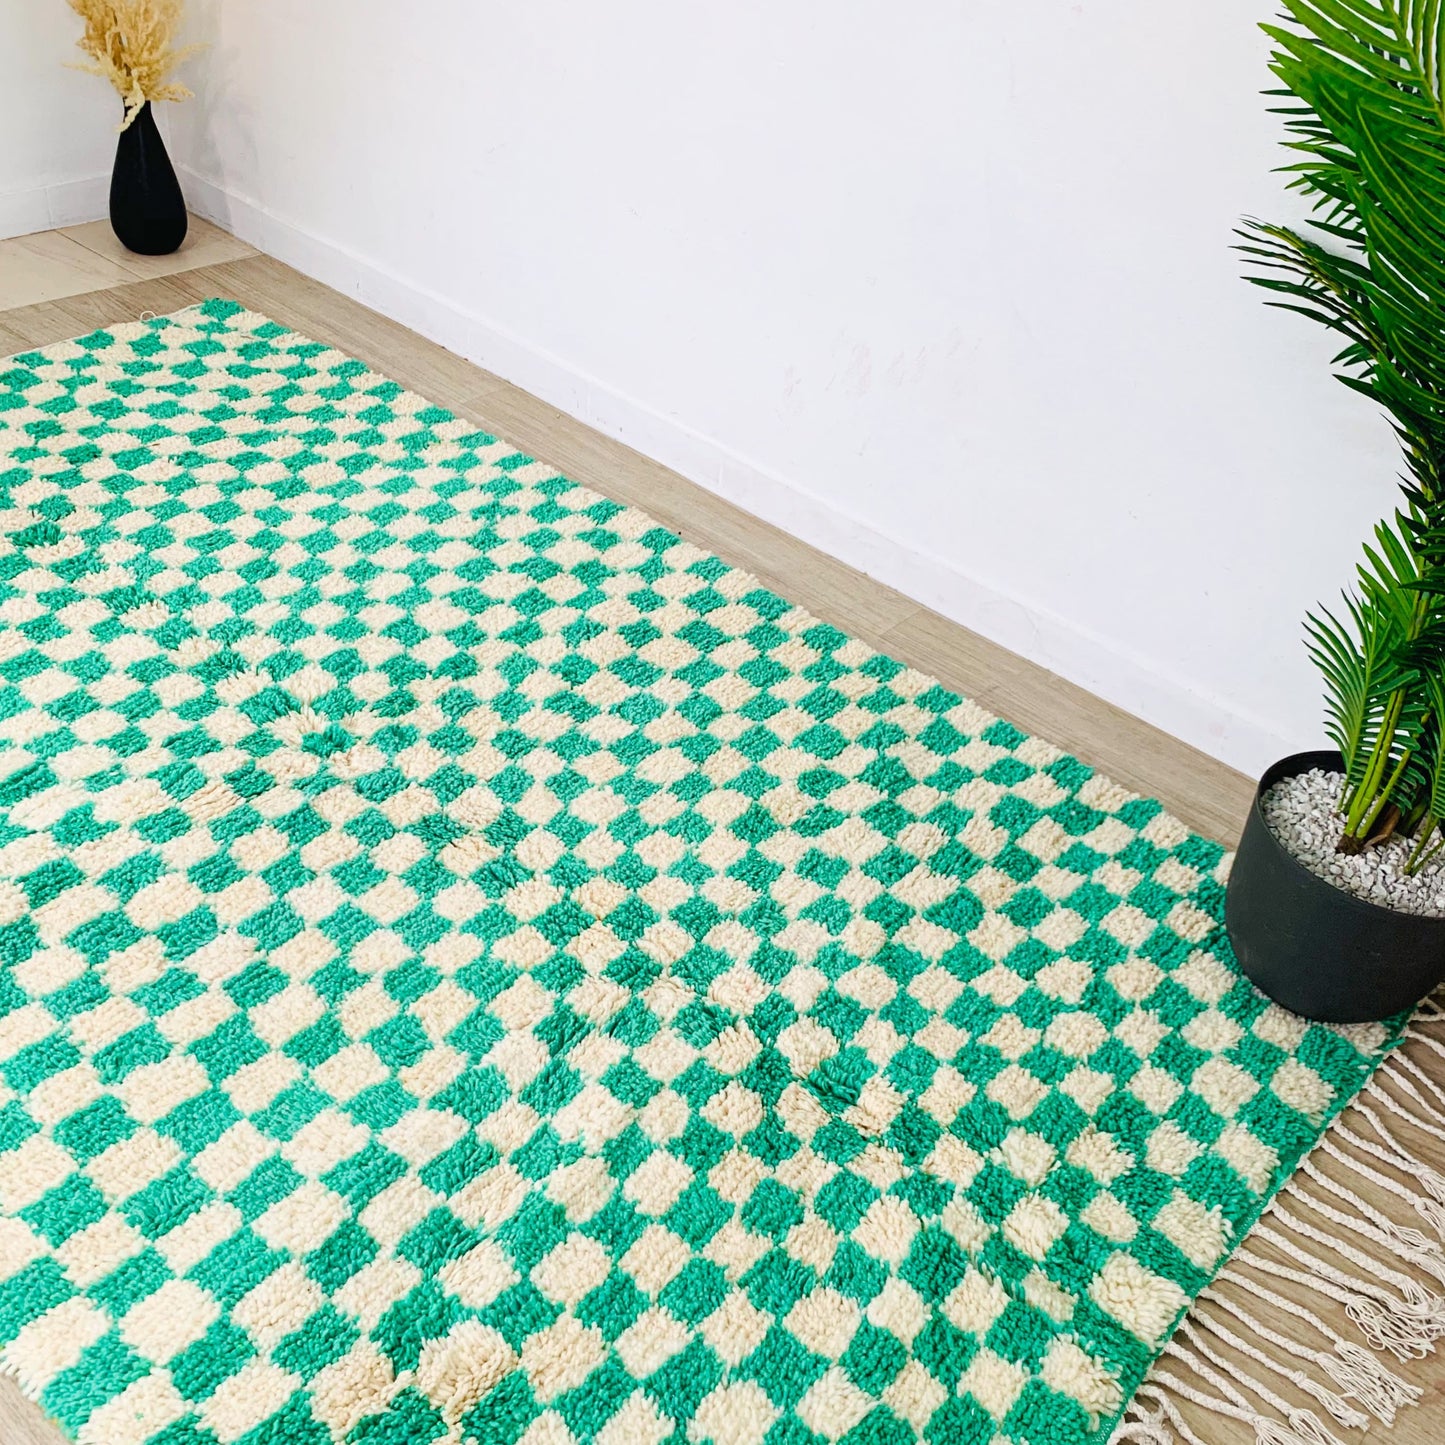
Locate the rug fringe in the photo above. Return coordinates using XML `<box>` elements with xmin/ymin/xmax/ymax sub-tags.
<box><xmin>1109</xmin><ymin>997</ymin><xmax>1444</xmax><ymax>1444</ymax></box>
<box><xmin>1186</xmin><ymin>1297</ymin><xmax>1368</xmax><ymax>1429</ymax></box>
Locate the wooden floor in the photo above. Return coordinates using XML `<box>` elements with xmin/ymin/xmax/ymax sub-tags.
<box><xmin>0</xmin><ymin>220</ymin><xmax>1439</xmax><ymax>1444</ymax></box>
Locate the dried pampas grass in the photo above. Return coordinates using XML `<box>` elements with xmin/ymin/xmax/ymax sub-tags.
<box><xmin>67</xmin><ymin>0</ymin><xmax>200</xmax><ymax>130</ymax></box>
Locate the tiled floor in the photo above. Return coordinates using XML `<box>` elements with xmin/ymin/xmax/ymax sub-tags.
<box><xmin>0</xmin><ymin>215</ymin><xmax>254</xmax><ymax>308</ymax></box>
<box><xmin>0</xmin><ymin>219</ymin><xmax>1440</xmax><ymax>1445</ymax></box>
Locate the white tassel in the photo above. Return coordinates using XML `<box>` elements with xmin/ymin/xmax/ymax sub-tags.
<box><xmin>1414</xmin><ymin>996</ymin><xmax>1445</xmax><ymax>1023</ymax></box>
<box><xmin>1110</xmin><ymin>1399</ymin><xmax>1176</xmax><ymax>1445</ymax></box>
<box><xmin>1321</xmin><ymin>1128</ymin><xmax>1445</xmax><ymax>1240</ymax></box>
<box><xmin>1219</xmin><ymin>1242</ymin><xmax>1421</xmax><ymax>1364</ymax></box>
<box><xmin>1403</xmin><ymin>1025</ymin><xmax>1445</xmax><ymax>1059</ymax></box>
<box><xmin>1291</xmin><ymin>1159</ymin><xmax>1445</xmax><ymax>1284</ymax></box>
<box><xmin>1248</xmin><ymin>1220</ymin><xmax>1445</xmax><ymax>1357</ymax></box>
<box><xmin>1135</xmin><ymin>1386</ymin><xmax>1212</xmax><ymax>1445</ymax></box>
<box><xmin>1191</xmin><ymin>1296</ymin><xmax>1368</xmax><ymax>1430</ymax></box>
<box><xmin>1209</xmin><ymin>1269</ymin><xmax>1421</xmax><ymax>1424</ymax></box>
<box><xmin>1363</xmin><ymin>1074</ymin><xmax>1445</xmax><ymax>1147</ymax></box>
<box><xmin>1348</xmin><ymin>1101</ymin><xmax>1445</xmax><ymax>1211</ymax></box>
<box><xmin>1173</xmin><ymin>1322</ymin><xmax>1347</xmax><ymax>1445</ymax></box>
<box><xmin>1330</xmin><ymin>1341</ymin><xmax>1422</xmax><ymax>1421</ymax></box>
<box><xmin>1151</xmin><ymin>1354</ymin><xmax>1338</xmax><ymax>1445</ymax></box>
<box><xmin>1370</xmin><ymin>1053</ymin><xmax>1445</xmax><ymax>1137</ymax></box>
<box><xmin>1113</xmin><ymin>997</ymin><xmax>1444</xmax><ymax>1442</ymax></box>
<box><xmin>1391</xmin><ymin>1050</ymin><xmax>1445</xmax><ymax>1107</ymax></box>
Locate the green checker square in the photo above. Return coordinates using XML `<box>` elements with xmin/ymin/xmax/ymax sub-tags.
<box><xmin>170</xmin><ymin>1318</ymin><xmax>256</xmax><ymax>1401</ymax></box>
<box><xmin>41</xmin><ymin>1331</ymin><xmax>148</xmax><ymax>1434</ymax></box>
<box><xmin>236</xmin><ymin>1394</ymin><xmax>332</xmax><ymax>1445</ymax></box>
<box><xmin>575</xmin><ymin>1270</ymin><xmax>648</xmax><ymax>1342</ymax></box>
<box><xmin>0</xmin><ymin>1098</ymin><xmax>39</xmax><ymax>1156</ymax></box>
<box><xmin>91</xmin><ymin>1247</ymin><xmax>169</xmax><ymax>1320</ymax></box>
<box><xmin>899</xmin><ymin>1224</ymin><xmax>973</xmax><ymax>1304</ymax></box>
<box><xmin>255</xmin><ymin>1080</ymin><xmax>330</xmax><ymax>1139</ymax></box>
<box><xmin>1131</xmin><ymin>1226</ymin><xmax>1208</xmax><ymax>1295</ymax></box>
<box><xmin>306</xmin><ymin>1220</ymin><xmax>379</xmax><ymax>1295</ymax></box>
<box><xmin>456</xmin><ymin>1368</ymin><xmax>539</xmax><ymax>1445</ymax></box>
<box><xmin>585</xmin><ymin>1191</ymin><xmax>648</xmax><ymax>1260</ymax></box>
<box><xmin>840</xmin><ymin>1405</ymin><xmax>915</xmax><ymax>1445</ymax></box>
<box><xmin>190</xmin><ymin>1228</ymin><xmax>286</xmax><ymax>1309</ymax></box>
<box><xmin>498</xmin><ymin>1194</ymin><xmax>572</xmax><ymax>1272</ymax></box>
<box><xmin>1043</xmin><ymin>1223</ymin><xmax>1119</xmax><ymax>1301</ymax></box>
<box><xmin>420</xmin><ymin>1134</ymin><xmax>497</xmax><ymax>1198</ymax></box>
<box><xmin>842</xmin><ymin>1319</ymin><xmax>909</xmax><ymax>1395</ymax></box>
<box><xmin>124</xmin><ymin>1165</ymin><xmax>212</xmax><ymax>1238</ymax></box>
<box><xmin>665</xmin><ymin>1181</ymin><xmax>731</xmax><ymax>1248</ymax></box>
<box><xmin>0</xmin><ymin>1258</ymin><xmax>75</xmax><ymax>1343</ymax></box>
<box><xmin>1182</xmin><ymin>1153</ymin><xmax>1255</xmax><ymax>1225</ymax></box>
<box><xmin>376</xmin><ymin>1280</ymin><xmax>468</xmax><ymax>1373</ymax></box>
<box><xmin>230</xmin><ymin>1155</ymin><xmax>303</xmax><ymax>1221</ymax></box>
<box><xmin>826</xmin><ymin>1239</ymin><xmax>889</xmax><ymax>1307</ymax></box>
<box><xmin>21</xmin><ymin>1177</ymin><xmax>107</xmax><ymax>1247</ymax></box>
<box><xmin>398</xmin><ymin>1208</ymin><xmax>476</xmax><ymax>1272</ymax></box>
<box><xmin>350</xmin><ymin>1386</ymin><xmax>448</xmax><ymax>1445</ymax></box>
<box><xmin>742</xmin><ymin>1325</ymin><xmax>827</xmax><ymax>1410</ymax></box>
<box><xmin>52</xmin><ymin>1095</ymin><xmax>134</xmax><ymax>1162</ymax></box>
<box><xmin>742</xmin><ymin>1246</ymin><xmax>816</xmax><ymax>1316</ymax></box>
<box><xmin>1111</xmin><ymin>1166</ymin><xmax>1174</xmax><ymax>1224</ymax></box>
<box><xmin>913</xmin><ymin>1313</ymin><xmax>978</xmax><ymax>1393</ymax></box>
<box><xmin>553</xmin><ymin>1355</ymin><xmax>638</xmax><ymax>1442</ymax></box>
<box><xmin>985</xmin><ymin>1299</ymin><xmax>1055</xmax><ymax>1368</ymax></box>
<box><xmin>1002</xmin><ymin>1377</ymin><xmax>1094</xmax><ymax>1445</ymax></box>
<box><xmin>658</xmin><ymin>1257</ymin><xmax>729</xmax><ymax>1325</ymax></box>
<box><xmin>1067</xmin><ymin>1297</ymin><xmax>1153</xmax><ymax>1381</ymax></box>
<box><xmin>160</xmin><ymin>1087</ymin><xmax>243</xmax><ymax>1152</ymax></box>
<box><xmin>5</xmin><ymin>1034</ymin><xmax>81</xmax><ymax>1093</ymax></box>
<box><xmin>479</xmin><ymin>1280</ymin><xmax>561</xmax><ymax>1354</ymax></box>
<box><xmin>645</xmin><ymin>1336</ymin><xmax>723</xmax><ymax>1423</ymax></box>
<box><xmin>894</xmin><ymin>1169</ymin><xmax>952</xmax><ymax>1223</ymax></box>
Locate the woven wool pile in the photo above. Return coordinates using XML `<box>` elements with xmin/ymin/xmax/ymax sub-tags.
<box><xmin>0</xmin><ymin>303</ymin><xmax>1402</xmax><ymax>1445</ymax></box>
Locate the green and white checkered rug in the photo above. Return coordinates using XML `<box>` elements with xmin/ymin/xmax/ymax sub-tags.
<box><xmin>0</xmin><ymin>302</ymin><xmax>1406</xmax><ymax>1445</ymax></box>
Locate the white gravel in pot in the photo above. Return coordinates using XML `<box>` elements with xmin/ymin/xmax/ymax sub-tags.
<box><xmin>1261</xmin><ymin>767</ymin><xmax>1445</xmax><ymax>918</ymax></box>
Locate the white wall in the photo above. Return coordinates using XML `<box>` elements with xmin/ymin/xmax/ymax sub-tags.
<box><xmin>0</xmin><ymin>6</ymin><xmax>117</xmax><ymax>236</ymax></box>
<box><xmin>168</xmin><ymin>0</ymin><xmax>1400</xmax><ymax>778</ymax></box>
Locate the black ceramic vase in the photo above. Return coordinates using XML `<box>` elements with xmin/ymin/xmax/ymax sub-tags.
<box><xmin>110</xmin><ymin>103</ymin><xmax>187</xmax><ymax>256</ymax></box>
<box><xmin>1225</xmin><ymin>749</ymin><xmax>1445</xmax><ymax>1022</ymax></box>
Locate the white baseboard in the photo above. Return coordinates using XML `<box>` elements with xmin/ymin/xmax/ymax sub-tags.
<box><xmin>0</xmin><ymin>175</ymin><xmax>109</xmax><ymax>240</ymax></box>
<box><xmin>178</xmin><ymin>165</ymin><xmax>1292</xmax><ymax>777</ymax></box>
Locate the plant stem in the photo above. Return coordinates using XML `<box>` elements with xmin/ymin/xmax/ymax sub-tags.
<box><xmin>1343</xmin><ymin>689</ymin><xmax>1406</xmax><ymax>840</ymax></box>
<box><xmin>1342</xmin><ymin>575</ymin><xmax>1433</xmax><ymax>847</ymax></box>
<box><xmin>1405</xmin><ymin>816</ymin><xmax>1440</xmax><ymax>875</ymax></box>
<box><xmin>1357</xmin><ymin>747</ymin><xmax>1412</xmax><ymax>841</ymax></box>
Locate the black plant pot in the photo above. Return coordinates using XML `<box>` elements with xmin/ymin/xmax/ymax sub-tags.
<box><xmin>1225</xmin><ymin>749</ymin><xmax>1445</xmax><ymax>1022</ymax></box>
<box><xmin>110</xmin><ymin>102</ymin><xmax>187</xmax><ymax>256</ymax></box>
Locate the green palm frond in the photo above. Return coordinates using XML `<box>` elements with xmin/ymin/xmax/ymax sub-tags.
<box><xmin>1305</xmin><ymin>598</ymin><xmax>1390</xmax><ymax>778</ymax></box>
<box><xmin>1307</xmin><ymin>515</ymin><xmax>1421</xmax><ymax>796</ymax></box>
<box><xmin>1242</xmin><ymin>1</ymin><xmax>1445</xmax><ymax>849</ymax></box>
<box><xmin>1402</xmin><ymin>672</ymin><xmax>1445</xmax><ymax>870</ymax></box>
<box><xmin>1236</xmin><ymin>221</ymin><xmax>1379</xmax><ymax>362</ymax></box>
<box><xmin>1253</xmin><ymin>3</ymin><xmax>1445</xmax><ymax>437</ymax></box>
<box><xmin>1416</xmin><ymin>674</ymin><xmax>1445</xmax><ymax>810</ymax></box>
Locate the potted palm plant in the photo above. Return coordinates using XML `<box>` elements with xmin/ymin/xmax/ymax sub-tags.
<box><xmin>1228</xmin><ymin>1</ymin><xmax>1445</xmax><ymax>1020</ymax></box>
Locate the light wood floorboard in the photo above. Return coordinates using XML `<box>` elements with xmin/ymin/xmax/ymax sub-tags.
<box><xmin>0</xmin><ymin>227</ymin><xmax>1439</xmax><ymax>1445</ymax></box>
